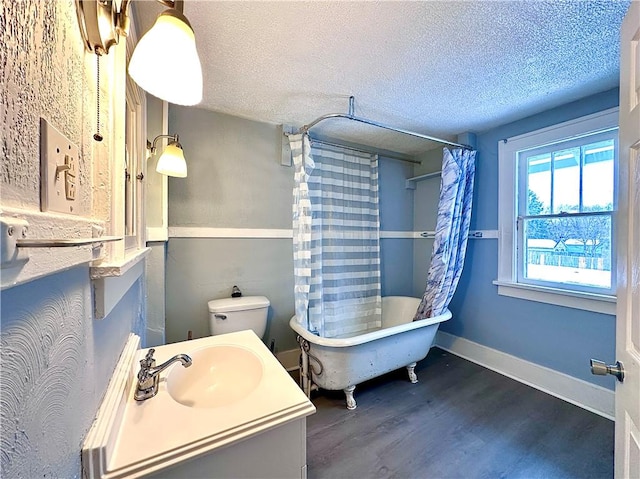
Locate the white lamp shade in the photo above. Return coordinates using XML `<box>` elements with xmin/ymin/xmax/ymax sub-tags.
<box><xmin>156</xmin><ymin>143</ymin><xmax>188</xmax><ymax>177</ymax></box>
<box><xmin>128</xmin><ymin>11</ymin><xmax>203</xmax><ymax>106</ymax></box>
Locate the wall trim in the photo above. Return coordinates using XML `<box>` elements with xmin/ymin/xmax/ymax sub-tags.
<box><xmin>380</xmin><ymin>231</ymin><xmax>420</xmax><ymax>239</ymax></box>
<box><xmin>82</xmin><ymin>334</ymin><xmax>141</xmax><ymax>479</ymax></box>
<box><xmin>147</xmin><ymin>227</ymin><xmax>168</xmax><ymax>242</ymax></box>
<box><xmin>468</xmin><ymin>229</ymin><xmax>499</xmax><ymax>239</ymax></box>
<box><xmin>168</xmin><ymin>227</ymin><xmax>499</xmax><ymax>240</ymax></box>
<box><xmin>169</xmin><ymin>227</ymin><xmax>294</xmax><ymax>239</ymax></box>
<box><xmin>434</xmin><ymin>331</ymin><xmax>615</xmax><ymax>420</ymax></box>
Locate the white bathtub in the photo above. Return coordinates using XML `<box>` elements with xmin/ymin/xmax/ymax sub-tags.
<box><xmin>289</xmin><ymin>296</ymin><xmax>451</xmax><ymax>409</ymax></box>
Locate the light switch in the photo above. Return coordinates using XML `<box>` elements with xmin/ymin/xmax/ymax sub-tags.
<box><xmin>40</xmin><ymin>118</ymin><xmax>80</xmax><ymax>215</ymax></box>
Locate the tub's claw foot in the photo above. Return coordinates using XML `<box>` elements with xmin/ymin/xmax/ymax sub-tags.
<box><xmin>344</xmin><ymin>385</ymin><xmax>357</xmax><ymax>410</ymax></box>
<box><xmin>407</xmin><ymin>362</ymin><xmax>418</xmax><ymax>383</ymax></box>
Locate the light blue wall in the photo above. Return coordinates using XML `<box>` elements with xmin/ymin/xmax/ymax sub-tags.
<box><xmin>0</xmin><ymin>267</ymin><xmax>145</xmax><ymax>477</ymax></box>
<box><xmin>379</xmin><ymin>156</ymin><xmax>415</xmax><ymax>297</ymax></box>
<box><xmin>146</xmin><ymin>241</ymin><xmax>167</xmax><ymax>347</ymax></box>
<box><xmin>412</xmin><ymin>175</ymin><xmax>440</xmax><ymax>296</ymax></box>
<box><xmin>166</xmin><ymin>87</ymin><xmax>619</xmax><ymax>389</ymax></box>
<box><xmin>145</xmin><ymin>94</ymin><xmax>167</xmax><ymax>347</ymax></box>
<box><xmin>165</xmin><ymin>106</ymin><xmax>416</xmax><ymax>349</ymax></box>
<box><xmin>166</xmin><ymin>106</ymin><xmax>297</xmax><ymax>350</ymax></box>
<box><xmin>438</xmin><ymin>88</ymin><xmax>619</xmax><ymax>389</ymax></box>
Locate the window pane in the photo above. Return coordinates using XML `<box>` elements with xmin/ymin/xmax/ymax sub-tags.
<box><xmin>526</xmin><ymin>153</ymin><xmax>551</xmax><ymax>215</ymax></box>
<box><xmin>523</xmin><ymin>214</ymin><xmax>612</xmax><ymax>289</ymax></box>
<box><xmin>552</xmin><ymin>147</ymin><xmax>580</xmax><ymax>213</ymax></box>
<box><xmin>583</xmin><ymin>139</ymin><xmax>614</xmax><ymax>211</ymax></box>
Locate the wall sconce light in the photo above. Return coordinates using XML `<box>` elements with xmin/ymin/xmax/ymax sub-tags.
<box><xmin>149</xmin><ymin>134</ymin><xmax>188</xmax><ymax>178</ymax></box>
<box><xmin>75</xmin><ymin>0</ymin><xmax>203</xmax><ymax>106</ymax></box>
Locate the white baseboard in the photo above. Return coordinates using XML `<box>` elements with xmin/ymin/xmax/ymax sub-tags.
<box><xmin>276</xmin><ymin>348</ymin><xmax>300</xmax><ymax>372</ymax></box>
<box><xmin>435</xmin><ymin>331</ymin><xmax>615</xmax><ymax>421</ymax></box>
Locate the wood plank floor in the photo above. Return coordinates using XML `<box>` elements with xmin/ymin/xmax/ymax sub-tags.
<box><xmin>306</xmin><ymin>348</ymin><xmax>614</xmax><ymax>479</ymax></box>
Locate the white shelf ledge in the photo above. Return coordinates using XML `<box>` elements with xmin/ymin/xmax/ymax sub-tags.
<box><xmin>0</xmin><ymin>207</ymin><xmax>106</xmax><ymax>290</ymax></box>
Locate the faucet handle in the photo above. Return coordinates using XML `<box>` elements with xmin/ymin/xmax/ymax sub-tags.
<box><xmin>140</xmin><ymin>348</ymin><xmax>156</xmax><ymax>368</ymax></box>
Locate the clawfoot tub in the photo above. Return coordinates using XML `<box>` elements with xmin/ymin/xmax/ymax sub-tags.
<box><xmin>289</xmin><ymin>296</ymin><xmax>451</xmax><ymax>409</ymax></box>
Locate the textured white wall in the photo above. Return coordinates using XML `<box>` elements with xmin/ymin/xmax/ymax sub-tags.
<box><xmin>0</xmin><ymin>1</ymin><xmax>143</xmax><ymax>477</ymax></box>
<box><xmin>0</xmin><ymin>268</ymin><xmax>144</xmax><ymax>478</ymax></box>
<box><xmin>0</xmin><ymin>0</ymin><xmax>114</xmax><ymax>215</ymax></box>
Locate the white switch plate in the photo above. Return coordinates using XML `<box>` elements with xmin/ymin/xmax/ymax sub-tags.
<box><xmin>40</xmin><ymin>118</ymin><xmax>80</xmax><ymax>215</ymax></box>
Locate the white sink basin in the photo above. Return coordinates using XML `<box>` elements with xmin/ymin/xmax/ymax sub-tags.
<box><xmin>167</xmin><ymin>345</ymin><xmax>264</xmax><ymax>408</ymax></box>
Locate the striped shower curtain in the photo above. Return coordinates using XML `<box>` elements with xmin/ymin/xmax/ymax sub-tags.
<box><xmin>291</xmin><ymin>134</ymin><xmax>382</xmax><ymax>338</ymax></box>
<box><xmin>290</xmin><ymin>134</ymin><xmax>314</xmax><ymax>331</ymax></box>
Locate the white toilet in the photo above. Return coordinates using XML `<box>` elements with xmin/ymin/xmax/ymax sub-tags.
<box><xmin>207</xmin><ymin>296</ymin><xmax>270</xmax><ymax>338</ymax></box>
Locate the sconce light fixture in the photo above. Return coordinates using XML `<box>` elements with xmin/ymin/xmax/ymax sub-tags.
<box><xmin>149</xmin><ymin>134</ymin><xmax>188</xmax><ymax>178</ymax></box>
<box><xmin>75</xmin><ymin>0</ymin><xmax>203</xmax><ymax>106</ymax></box>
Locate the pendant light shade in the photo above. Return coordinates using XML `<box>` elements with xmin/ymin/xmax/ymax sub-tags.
<box><xmin>128</xmin><ymin>9</ymin><xmax>203</xmax><ymax>106</ymax></box>
<box><xmin>156</xmin><ymin>141</ymin><xmax>188</xmax><ymax>177</ymax></box>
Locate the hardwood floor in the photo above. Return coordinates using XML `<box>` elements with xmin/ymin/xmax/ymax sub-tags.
<box><xmin>306</xmin><ymin>348</ymin><xmax>614</xmax><ymax>479</ymax></box>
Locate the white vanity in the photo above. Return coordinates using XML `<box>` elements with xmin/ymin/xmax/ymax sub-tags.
<box><xmin>82</xmin><ymin>331</ymin><xmax>315</xmax><ymax>478</ymax></box>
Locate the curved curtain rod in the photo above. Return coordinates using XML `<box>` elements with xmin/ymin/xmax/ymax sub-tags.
<box><xmin>309</xmin><ymin>137</ymin><xmax>421</xmax><ymax>165</ymax></box>
<box><xmin>296</xmin><ymin>97</ymin><xmax>474</xmax><ymax>151</ymax></box>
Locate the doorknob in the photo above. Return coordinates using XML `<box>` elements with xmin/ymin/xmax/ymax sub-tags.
<box><xmin>590</xmin><ymin>359</ymin><xmax>624</xmax><ymax>382</ymax></box>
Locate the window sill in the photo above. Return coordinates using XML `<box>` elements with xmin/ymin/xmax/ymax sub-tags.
<box><xmin>91</xmin><ymin>248</ymin><xmax>150</xmax><ymax>319</ymax></box>
<box><xmin>492</xmin><ymin>280</ymin><xmax>616</xmax><ymax>315</ymax></box>
<box><xmin>90</xmin><ymin>247</ymin><xmax>150</xmax><ymax>279</ymax></box>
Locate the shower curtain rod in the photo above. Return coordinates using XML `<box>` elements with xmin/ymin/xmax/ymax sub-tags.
<box><xmin>309</xmin><ymin>137</ymin><xmax>422</xmax><ymax>165</ymax></box>
<box><xmin>297</xmin><ymin>96</ymin><xmax>473</xmax><ymax>151</ymax></box>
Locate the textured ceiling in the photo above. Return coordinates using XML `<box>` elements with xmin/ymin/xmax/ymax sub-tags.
<box><xmin>134</xmin><ymin>1</ymin><xmax>630</xmax><ymax>155</ymax></box>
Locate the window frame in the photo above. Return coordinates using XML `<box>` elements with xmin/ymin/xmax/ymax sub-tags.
<box><xmin>121</xmin><ymin>11</ymin><xmax>146</xmax><ymax>253</ymax></box>
<box><xmin>124</xmin><ymin>74</ymin><xmax>145</xmax><ymax>251</ymax></box>
<box><xmin>88</xmin><ymin>8</ymin><xmax>149</xmax><ymax>320</ymax></box>
<box><xmin>516</xmin><ymin>129</ymin><xmax>617</xmax><ymax>295</ymax></box>
<box><xmin>495</xmin><ymin>108</ymin><xmax>619</xmax><ymax>315</ymax></box>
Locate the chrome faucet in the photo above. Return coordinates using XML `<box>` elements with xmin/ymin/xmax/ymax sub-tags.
<box><xmin>134</xmin><ymin>348</ymin><xmax>192</xmax><ymax>401</ymax></box>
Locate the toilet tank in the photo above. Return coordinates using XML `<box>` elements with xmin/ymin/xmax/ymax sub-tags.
<box><xmin>207</xmin><ymin>296</ymin><xmax>270</xmax><ymax>338</ymax></box>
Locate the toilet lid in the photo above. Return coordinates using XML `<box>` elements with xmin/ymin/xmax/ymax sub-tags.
<box><xmin>208</xmin><ymin>296</ymin><xmax>270</xmax><ymax>313</ymax></box>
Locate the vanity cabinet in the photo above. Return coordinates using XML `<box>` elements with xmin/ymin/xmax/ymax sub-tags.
<box><xmin>148</xmin><ymin>418</ymin><xmax>307</xmax><ymax>479</ymax></box>
<box><xmin>82</xmin><ymin>331</ymin><xmax>315</xmax><ymax>479</ymax></box>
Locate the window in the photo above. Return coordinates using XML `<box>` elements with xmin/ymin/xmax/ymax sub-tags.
<box><xmin>124</xmin><ymin>81</ymin><xmax>144</xmax><ymax>250</ymax></box>
<box><xmin>122</xmin><ymin>17</ymin><xmax>146</xmax><ymax>252</ymax></box>
<box><xmin>496</xmin><ymin>108</ymin><xmax>618</xmax><ymax>314</ymax></box>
